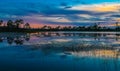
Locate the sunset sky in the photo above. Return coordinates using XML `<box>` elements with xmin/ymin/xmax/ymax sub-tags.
<box><xmin>0</xmin><ymin>0</ymin><xmax>120</xmax><ymax>28</ymax></box>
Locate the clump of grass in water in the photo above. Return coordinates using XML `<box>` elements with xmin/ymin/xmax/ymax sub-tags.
<box><xmin>29</xmin><ymin>40</ymin><xmax>113</xmax><ymax>53</ymax></box>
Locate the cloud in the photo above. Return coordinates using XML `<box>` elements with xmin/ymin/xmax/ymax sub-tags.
<box><xmin>110</xmin><ymin>14</ymin><xmax>120</xmax><ymax>18</ymax></box>
<box><xmin>68</xmin><ymin>2</ymin><xmax>120</xmax><ymax>12</ymax></box>
<box><xmin>0</xmin><ymin>2</ymin><xmax>119</xmax><ymax>27</ymax></box>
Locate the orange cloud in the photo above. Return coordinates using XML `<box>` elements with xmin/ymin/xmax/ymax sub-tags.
<box><xmin>69</xmin><ymin>3</ymin><xmax>120</xmax><ymax>12</ymax></box>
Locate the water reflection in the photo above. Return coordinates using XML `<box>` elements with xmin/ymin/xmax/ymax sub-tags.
<box><xmin>28</xmin><ymin>40</ymin><xmax>119</xmax><ymax>58</ymax></box>
<box><xmin>24</xmin><ymin>38</ymin><xmax>120</xmax><ymax>71</ymax></box>
<box><xmin>1</xmin><ymin>32</ymin><xmax>120</xmax><ymax>45</ymax></box>
<box><xmin>30</xmin><ymin>32</ymin><xmax>120</xmax><ymax>71</ymax></box>
<box><xmin>35</xmin><ymin>32</ymin><xmax>120</xmax><ymax>41</ymax></box>
<box><xmin>0</xmin><ymin>32</ymin><xmax>120</xmax><ymax>71</ymax></box>
<box><xmin>0</xmin><ymin>32</ymin><xmax>119</xmax><ymax>45</ymax></box>
<box><xmin>0</xmin><ymin>33</ymin><xmax>30</xmax><ymax>45</ymax></box>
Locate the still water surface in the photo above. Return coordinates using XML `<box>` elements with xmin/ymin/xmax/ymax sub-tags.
<box><xmin>0</xmin><ymin>32</ymin><xmax>120</xmax><ymax>71</ymax></box>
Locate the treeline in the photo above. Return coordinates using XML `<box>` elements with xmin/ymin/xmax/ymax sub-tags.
<box><xmin>38</xmin><ymin>23</ymin><xmax>119</xmax><ymax>31</ymax></box>
<box><xmin>0</xmin><ymin>19</ymin><xmax>31</xmax><ymax>32</ymax></box>
<box><xmin>0</xmin><ymin>19</ymin><xmax>119</xmax><ymax>32</ymax></box>
<box><xmin>0</xmin><ymin>19</ymin><xmax>30</xmax><ymax>28</ymax></box>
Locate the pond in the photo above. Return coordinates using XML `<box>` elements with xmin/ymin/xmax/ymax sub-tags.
<box><xmin>0</xmin><ymin>32</ymin><xmax>120</xmax><ymax>71</ymax></box>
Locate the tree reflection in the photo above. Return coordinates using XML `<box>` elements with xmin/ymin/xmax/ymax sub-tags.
<box><xmin>7</xmin><ymin>37</ymin><xmax>14</xmax><ymax>45</ymax></box>
<box><xmin>34</xmin><ymin>32</ymin><xmax>120</xmax><ymax>42</ymax></box>
<box><xmin>1</xmin><ymin>32</ymin><xmax>120</xmax><ymax>45</ymax></box>
<box><xmin>25</xmin><ymin>34</ymin><xmax>30</xmax><ymax>41</ymax></box>
<box><xmin>0</xmin><ymin>38</ymin><xmax>3</xmax><ymax>43</ymax></box>
<box><xmin>14</xmin><ymin>37</ymin><xmax>24</xmax><ymax>45</ymax></box>
<box><xmin>0</xmin><ymin>33</ymin><xmax>30</xmax><ymax>45</ymax></box>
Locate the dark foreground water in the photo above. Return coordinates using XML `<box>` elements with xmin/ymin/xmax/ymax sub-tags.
<box><xmin>0</xmin><ymin>32</ymin><xmax>120</xmax><ymax>71</ymax></box>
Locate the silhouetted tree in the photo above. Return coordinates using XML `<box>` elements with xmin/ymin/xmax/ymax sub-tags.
<box><xmin>54</xmin><ymin>26</ymin><xmax>61</xmax><ymax>30</ymax></box>
<box><xmin>68</xmin><ymin>26</ymin><xmax>72</xmax><ymax>30</ymax></box>
<box><xmin>18</xmin><ymin>19</ymin><xmax>24</xmax><ymax>28</ymax></box>
<box><xmin>93</xmin><ymin>23</ymin><xmax>98</xmax><ymax>30</ymax></box>
<box><xmin>0</xmin><ymin>20</ymin><xmax>3</xmax><ymax>27</ymax></box>
<box><xmin>24</xmin><ymin>23</ymin><xmax>30</xmax><ymax>29</ymax></box>
<box><xmin>41</xmin><ymin>25</ymin><xmax>47</xmax><ymax>30</ymax></box>
<box><xmin>47</xmin><ymin>26</ymin><xmax>52</xmax><ymax>30</ymax></box>
<box><xmin>7</xmin><ymin>20</ymin><xmax>14</xmax><ymax>28</ymax></box>
<box><xmin>14</xmin><ymin>19</ymin><xmax>24</xmax><ymax>28</ymax></box>
<box><xmin>116</xmin><ymin>22</ymin><xmax>119</xmax><ymax>30</ymax></box>
<box><xmin>57</xmin><ymin>26</ymin><xmax>61</xmax><ymax>29</ymax></box>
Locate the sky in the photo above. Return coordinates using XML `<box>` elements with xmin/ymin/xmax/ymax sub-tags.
<box><xmin>0</xmin><ymin>0</ymin><xmax>120</xmax><ymax>28</ymax></box>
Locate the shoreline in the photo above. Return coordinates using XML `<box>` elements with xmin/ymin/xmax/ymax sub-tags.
<box><xmin>0</xmin><ymin>27</ymin><xmax>120</xmax><ymax>33</ymax></box>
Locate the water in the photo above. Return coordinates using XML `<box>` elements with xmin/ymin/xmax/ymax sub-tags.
<box><xmin>0</xmin><ymin>32</ymin><xmax>120</xmax><ymax>71</ymax></box>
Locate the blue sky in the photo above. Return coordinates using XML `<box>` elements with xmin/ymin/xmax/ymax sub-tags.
<box><xmin>0</xmin><ymin>0</ymin><xmax>120</xmax><ymax>27</ymax></box>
